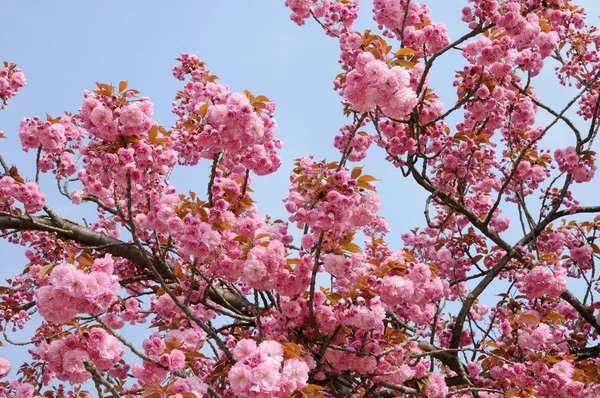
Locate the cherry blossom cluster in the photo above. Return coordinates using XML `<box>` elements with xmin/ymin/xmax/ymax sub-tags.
<box><xmin>176</xmin><ymin>214</ymin><xmax>222</xmax><ymax>261</ymax></box>
<box><xmin>322</xmin><ymin>252</ymin><xmax>370</xmax><ymax>293</ymax></box>
<box><xmin>0</xmin><ymin>276</ymin><xmax>32</xmax><ymax>330</ymax></box>
<box><xmin>80</xmin><ymin>92</ymin><xmax>153</xmax><ymax>141</ymax></box>
<box><xmin>0</xmin><ymin>381</ymin><xmax>34</xmax><ymax>398</ymax></box>
<box><xmin>0</xmin><ymin>63</ymin><xmax>26</xmax><ymax>110</ymax></box>
<box><xmin>447</xmin><ymin>0</ymin><xmax>589</xmax><ymax>218</ymax></box>
<box><xmin>333</xmin><ymin>296</ymin><xmax>386</xmax><ymax>331</ymax></box>
<box><xmin>534</xmin><ymin>361</ymin><xmax>588</xmax><ymax>397</ymax></box>
<box><xmin>285</xmin><ymin>0</ymin><xmax>359</xmax><ymax>34</ymax></box>
<box><xmin>134</xmin><ymin>193</ymin><xmax>182</xmax><ymax>235</ymax></box>
<box><xmin>342</xmin><ymin>51</ymin><xmax>417</xmax><ymax>118</ymax></box>
<box><xmin>0</xmin><ymin>356</ymin><xmax>10</xmax><ymax>379</ymax></box>
<box><xmin>284</xmin><ymin>0</ymin><xmax>317</xmax><ymax>25</ymax></box>
<box><xmin>517</xmin><ymin>322</ymin><xmax>562</xmax><ymax>351</ymax></box>
<box><xmin>554</xmin><ymin>146</ymin><xmax>597</xmax><ymax>183</ymax></box>
<box><xmin>37</xmin><ymin>328</ymin><xmax>124</xmax><ymax>385</ymax></box>
<box><xmin>367</xmin><ymin>90</ymin><xmax>445</xmax><ymax>164</ymax></box>
<box><xmin>35</xmin><ymin>259</ymin><xmax>119</xmax><ymax>324</ymax></box>
<box><xmin>72</xmin><ymin>117</ymin><xmax>177</xmax><ymax>214</ymax></box>
<box><xmin>401</xmin><ymin>225</ymin><xmax>489</xmax><ymax>297</ymax></box>
<box><xmin>171</xmin><ymin>53</ymin><xmax>282</xmax><ymax>176</ymax></box>
<box><xmin>129</xmin><ymin>331</ymin><xmax>208</xmax><ymax>394</ymax></box>
<box><xmin>242</xmin><ymin>240</ymin><xmax>287</xmax><ymax>291</ymax></box>
<box><xmin>227</xmin><ymin>339</ymin><xmax>310</xmax><ymax>397</ymax></box>
<box><xmin>537</xmin><ymin>224</ymin><xmax>595</xmax><ymax>273</ymax></box>
<box><xmin>18</xmin><ymin>116</ymin><xmax>84</xmax><ymax>155</ymax></box>
<box><xmin>284</xmin><ymin>157</ymin><xmax>383</xmax><ymax>240</ymax></box>
<box><xmin>425</xmin><ymin>373</ymin><xmax>449</xmax><ymax>398</ymax></box>
<box><xmin>430</xmin><ymin>138</ymin><xmax>507</xmax><ymax>219</ymax></box>
<box><xmin>150</xmin><ymin>292</ymin><xmax>215</xmax><ymax>328</ymax></box>
<box><xmin>377</xmin><ymin>261</ymin><xmax>447</xmax><ymax>326</ymax></box>
<box><xmin>0</xmin><ymin>177</ymin><xmax>45</xmax><ymax>214</ymax></box>
<box><xmin>18</xmin><ymin>115</ymin><xmax>85</xmax><ymax>178</ymax></box>
<box><xmin>132</xmin><ymin>334</ymin><xmax>183</xmax><ymax>381</ymax></box>
<box><xmin>462</xmin><ymin>0</ymin><xmax>584</xmax><ymax>43</ymax></box>
<box><xmin>518</xmin><ymin>265</ymin><xmax>567</xmax><ymax>299</ymax></box>
<box><xmin>570</xmin><ymin>244</ymin><xmax>593</xmax><ymax>266</ymax></box>
<box><xmin>504</xmin><ymin>156</ymin><xmax>550</xmax><ymax>200</ymax></box>
<box><xmin>103</xmin><ymin>297</ymin><xmax>147</xmax><ymax>329</ymax></box>
<box><xmin>333</xmin><ymin>128</ymin><xmax>374</xmax><ymax>162</ymax></box>
<box><xmin>133</xmin><ymin>161</ymin><xmax>307</xmax><ymax>298</ymax></box>
<box><xmin>373</xmin><ymin>0</ymin><xmax>450</xmax><ymax>56</ymax></box>
<box><xmin>482</xmin><ymin>358</ymin><xmax>595</xmax><ymax>397</ymax></box>
<box><xmin>0</xmin><ymin>236</ymin><xmax>69</xmax><ymax>328</ymax></box>
<box><xmin>266</xmin><ymin>285</ymin><xmax>389</xmax><ymax>338</ymax></box>
<box><xmin>376</xmin><ymin>119</ymin><xmax>417</xmax><ymax>158</ymax></box>
<box><xmin>12</xmin><ymin>79</ymin><xmax>180</xmax><ymax>233</ymax></box>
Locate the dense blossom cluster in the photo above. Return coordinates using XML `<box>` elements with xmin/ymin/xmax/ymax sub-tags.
<box><xmin>37</xmin><ymin>328</ymin><xmax>124</xmax><ymax>384</ymax></box>
<box><xmin>342</xmin><ymin>51</ymin><xmax>418</xmax><ymax>118</ymax></box>
<box><xmin>285</xmin><ymin>0</ymin><xmax>359</xmax><ymax>34</ymax></box>
<box><xmin>284</xmin><ymin>157</ymin><xmax>384</xmax><ymax>239</ymax></box>
<box><xmin>171</xmin><ymin>53</ymin><xmax>282</xmax><ymax>176</ymax></box>
<box><xmin>81</xmin><ymin>94</ymin><xmax>154</xmax><ymax>141</ymax></box>
<box><xmin>35</xmin><ymin>257</ymin><xmax>119</xmax><ymax>323</ymax></box>
<box><xmin>0</xmin><ymin>177</ymin><xmax>45</xmax><ymax>214</ymax></box>
<box><xmin>554</xmin><ymin>146</ymin><xmax>597</xmax><ymax>183</ymax></box>
<box><xmin>18</xmin><ymin>116</ymin><xmax>84</xmax><ymax>177</ymax></box>
<box><xmin>227</xmin><ymin>339</ymin><xmax>310</xmax><ymax>397</ymax></box>
<box><xmin>0</xmin><ymin>63</ymin><xmax>26</xmax><ymax>110</ymax></box>
<box><xmin>131</xmin><ymin>331</ymin><xmax>207</xmax><ymax>390</ymax></box>
<box><xmin>72</xmin><ymin>93</ymin><xmax>178</xmax><ymax>212</ymax></box>
<box><xmin>377</xmin><ymin>261</ymin><xmax>447</xmax><ymax>325</ymax></box>
<box><xmin>518</xmin><ymin>265</ymin><xmax>568</xmax><ymax>299</ymax></box>
<box><xmin>373</xmin><ymin>0</ymin><xmax>450</xmax><ymax>55</ymax></box>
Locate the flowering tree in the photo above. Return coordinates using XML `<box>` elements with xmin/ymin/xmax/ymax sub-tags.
<box><xmin>1</xmin><ymin>0</ymin><xmax>600</xmax><ymax>396</ymax></box>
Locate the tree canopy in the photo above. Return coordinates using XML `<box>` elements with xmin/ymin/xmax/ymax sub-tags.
<box><xmin>1</xmin><ymin>0</ymin><xmax>600</xmax><ymax>397</ymax></box>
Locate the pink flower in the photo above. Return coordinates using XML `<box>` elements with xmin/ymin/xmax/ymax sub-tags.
<box><xmin>518</xmin><ymin>323</ymin><xmax>552</xmax><ymax>351</ymax></box>
<box><xmin>35</xmin><ymin>286</ymin><xmax>79</xmax><ymax>323</ymax></box>
<box><xmin>250</xmin><ymin>360</ymin><xmax>281</xmax><ymax>392</ymax></box>
<box><xmin>62</xmin><ymin>349</ymin><xmax>89</xmax><ymax>373</ymax></box>
<box><xmin>95</xmin><ymin>334</ymin><xmax>125</xmax><ymax>369</ymax></box>
<box><xmin>228</xmin><ymin>362</ymin><xmax>252</xmax><ymax>396</ymax></box>
<box><xmin>89</xmin><ymin>106</ymin><xmax>113</xmax><ymax>127</ymax></box>
<box><xmin>379</xmin><ymin>275</ymin><xmax>414</xmax><ymax>306</ymax></box>
<box><xmin>91</xmin><ymin>254</ymin><xmax>115</xmax><ymax>274</ymax></box>
<box><xmin>233</xmin><ymin>339</ymin><xmax>257</xmax><ymax>362</ymax></box>
<box><xmin>424</xmin><ymin>372</ymin><xmax>448</xmax><ymax>398</ymax></box>
<box><xmin>167</xmin><ymin>349</ymin><xmax>186</xmax><ymax>372</ymax></box>
<box><xmin>0</xmin><ymin>356</ymin><xmax>11</xmax><ymax>378</ymax></box>
<box><xmin>282</xmin><ymin>358</ymin><xmax>309</xmax><ymax>390</ymax></box>
<box><xmin>282</xmin><ymin>300</ymin><xmax>302</xmax><ymax>318</ymax></box>
<box><xmin>259</xmin><ymin>340</ymin><xmax>284</xmax><ymax>364</ymax></box>
<box><xmin>15</xmin><ymin>383</ymin><xmax>34</xmax><ymax>398</ymax></box>
<box><xmin>36</xmin><ymin>263</ymin><xmax>119</xmax><ymax>323</ymax></box>
<box><xmin>521</xmin><ymin>266</ymin><xmax>567</xmax><ymax>299</ymax></box>
<box><xmin>142</xmin><ymin>335</ymin><xmax>166</xmax><ymax>356</ymax></box>
<box><xmin>119</xmin><ymin>104</ymin><xmax>145</xmax><ymax>128</ymax></box>
<box><xmin>570</xmin><ymin>245</ymin><xmax>592</xmax><ymax>265</ymax></box>
<box><xmin>550</xmin><ymin>361</ymin><xmax>574</xmax><ymax>382</ymax></box>
<box><xmin>49</xmin><ymin>263</ymin><xmax>81</xmax><ymax>291</ymax></box>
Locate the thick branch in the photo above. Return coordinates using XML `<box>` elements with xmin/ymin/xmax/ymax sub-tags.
<box><xmin>572</xmin><ymin>345</ymin><xmax>600</xmax><ymax>360</ymax></box>
<box><xmin>0</xmin><ymin>214</ymin><xmax>254</xmax><ymax>311</ymax></box>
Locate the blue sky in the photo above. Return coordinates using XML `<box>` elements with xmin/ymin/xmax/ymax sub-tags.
<box><xmin>1</xmin><ymin>0</ymin><xmax>600</xmax><ymax>382</ymax></box>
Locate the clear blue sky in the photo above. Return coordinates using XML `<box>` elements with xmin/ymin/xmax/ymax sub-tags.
<box><xmin>1</xmin><ymin>0</ymin><xmax>600</xmax><ymax>381</ymax></box>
